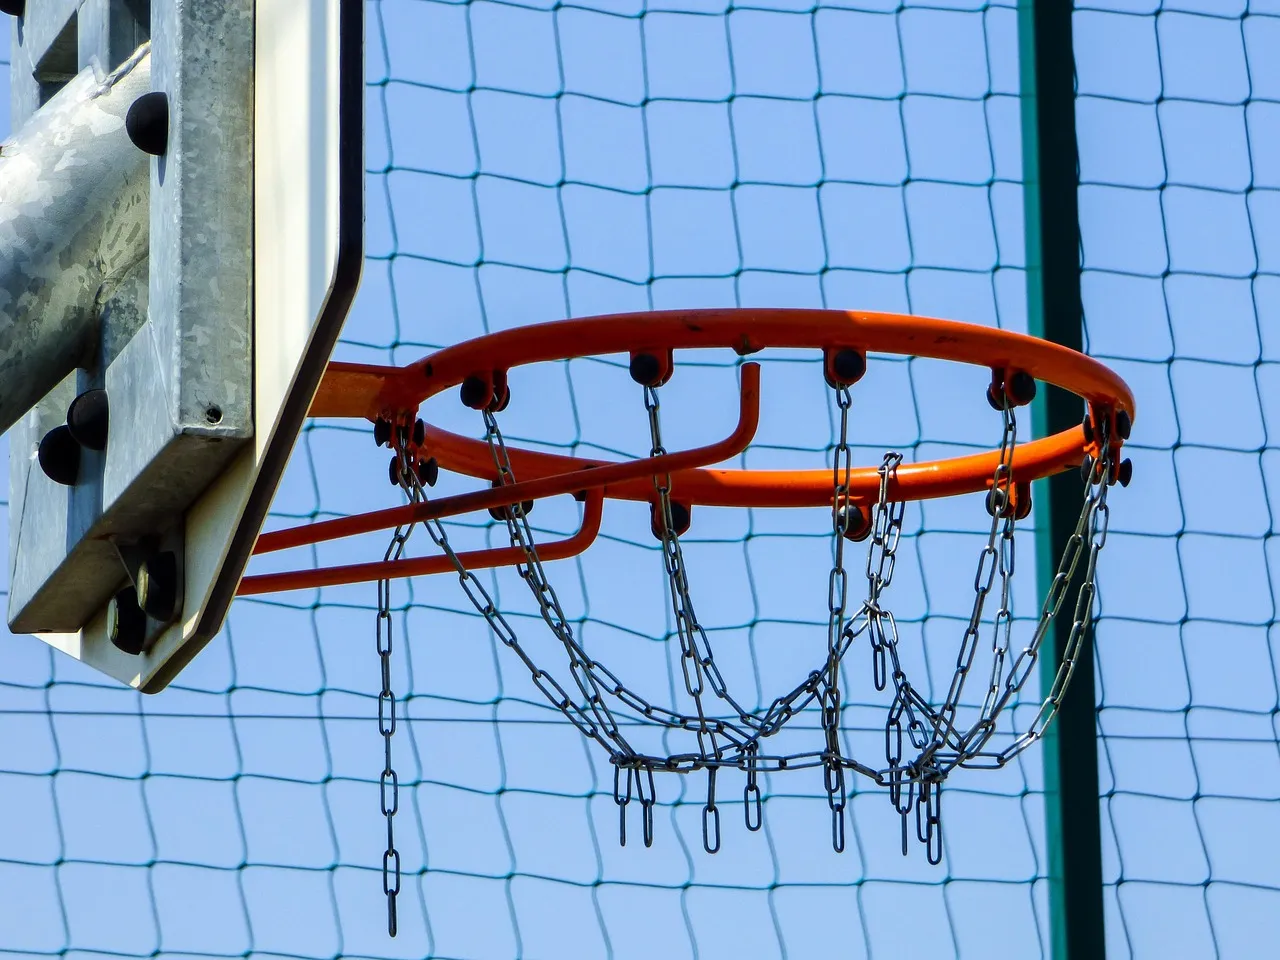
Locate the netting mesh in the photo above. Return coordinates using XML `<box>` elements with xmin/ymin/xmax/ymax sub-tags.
<box><xmin>3</xmin><ymin>1</ymin><xmax>1271</xmax><ymax>958</ymax></box>
<box><xmin>1074</xmin><ymin>3</ymin><xmax>1280</xmax><ymax>956</ymax></box>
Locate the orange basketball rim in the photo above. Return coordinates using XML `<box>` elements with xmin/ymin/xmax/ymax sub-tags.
<box><xmin>239</xmin><ymin>309</ymin><xmax>1135</xmax><ymax>595</ymax></box>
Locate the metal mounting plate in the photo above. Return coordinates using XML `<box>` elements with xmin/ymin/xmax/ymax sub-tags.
<box><xmin>5</xmin><ymin>0</ymin><xmax>363</xmax><ymax>691</ymax></box>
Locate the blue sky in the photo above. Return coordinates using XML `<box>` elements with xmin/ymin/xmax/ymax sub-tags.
<box><xmin>3</xmin><ymin>2</ymin><xmax>1279</xmax><ymax>958</ymax></box>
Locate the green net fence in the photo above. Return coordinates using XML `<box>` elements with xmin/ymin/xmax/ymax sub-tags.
<box><xmin>1074</xmin><ymin>3</ymin><xmax>1280</xmax><ymax>956</ymax></box>
<box><xmin>2</xmin><ymin>2</ymin><xmax>1274</xmax><ymax>958</ymax></box>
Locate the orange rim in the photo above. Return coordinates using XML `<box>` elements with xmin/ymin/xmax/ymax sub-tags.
<box><xmin>310</xmin><ymin>308</ymin><xmax>1134</xmax><ymax>507</ymax></box>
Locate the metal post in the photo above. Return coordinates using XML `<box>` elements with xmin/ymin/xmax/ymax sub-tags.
<box><xmin>1017</xmin><ymin>2</ymin><xmax>1107</xmax><ymax>957</ymax></box>
<box><xmin>0</xmin><ymin>49</ymin><xmax>151</xmax><ymax>435</ymax></box>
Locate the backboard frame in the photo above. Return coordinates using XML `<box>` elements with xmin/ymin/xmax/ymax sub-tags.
<box><xmin>152</xmin><ymin>0</ymin><xmax>365</xmax><ymax>693</ymax></box>
<box><xmin>12</xmin><ymin>0</ymin><xmax>364</xmax><ymax>692</ymax></box>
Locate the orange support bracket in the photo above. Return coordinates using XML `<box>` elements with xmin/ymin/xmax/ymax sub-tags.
<box><xmin>236</xmin><ymin>363</ymin><xmax>761</xmax><ymax>593</ymax></box>
<box><xmin>237</xmin><ymin>488</ymin><xmax>604</xmax><ymax>595</ymax></box>
<box><xmin>248</xmin><ymin>362</ymin><xmax>759</xmax><ymax>558</ymax></box>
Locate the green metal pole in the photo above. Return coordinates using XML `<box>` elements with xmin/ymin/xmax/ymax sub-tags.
<box><xmin>1017</xmin><ymin>2</ymin><xmax>1107</xmax><ymax>958</ymax></box>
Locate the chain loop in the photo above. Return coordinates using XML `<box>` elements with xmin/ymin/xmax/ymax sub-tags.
<box><xmin>375</xmin><ymin>432</ymin><xmax>420</xmax><ymax>938</ymax></box>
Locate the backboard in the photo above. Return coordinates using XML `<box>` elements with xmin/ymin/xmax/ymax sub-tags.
<box><xmin>3</xmin><ymin>0</ymin><xmax>363</xmax><ymax>691</ymax></box>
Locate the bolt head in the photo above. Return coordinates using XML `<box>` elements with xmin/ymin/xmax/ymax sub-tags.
<box><xmin>1118</xmin><ymin>458</ymin><xmax>1133</xmax><ymax>488</ymax></box>
<box><xmin>985</xmin><ymin>486</ymin><xmax>1008</xmax><ymax>518</ymax></box>
<box><xmin>460</xmin><ymin>376</ymin><xmax>491</xmax><ymax>410</ymax></box>
<box><xmin>838</xmin><ymin>503</ymin><xmax>872</xmax><ymax>542</ymax></box>
<box><xmin>417</xmin><ymin>457</ymin><xmax>439</xmax><ymax>487</ymax></box>
<box><xmin>490</xmin><ymin>383</ymin><xmax>511</xmax><ymax>412</ymax></box>
<box><xmin>137</xmin><ymin>552</ymin><xmax>179</xmax><ymax>622</ymax></box>
<box><xmin>629</xmin><ymin>353</ymin><xmax>662</xmax><ymax>387</ymax></box>
<box><xmin>126</xmin><ymin>92</ymin><xmax>169</xmax><ymax>156</ymax></box>
<box><xmin>830</xmin><ymin>350</ymin><xmax>866</xmax><ymax>386</ymax></box>
<box><xmin>1008</xmin><ymin>371</ymin><xmax>1037</xmax><ymax>406</ymax></box>
<box><xmin>107</xmin><ymin>588</ymin><xmax>148</xmax><ymax>656</ymax></box>
<box><xmin>67</xmin><ymin>389</ymin><xmax>109</xmax><ymax>451</ymax></box>
<box><xmin>650</xmin><ymin>501</ymin><xmax>691</xmax><ymax>540</ymax></box>
<box><xmin>38</xmin><ymin>425</ymin><xmax>81</xmax><ymax>486</ymax></box>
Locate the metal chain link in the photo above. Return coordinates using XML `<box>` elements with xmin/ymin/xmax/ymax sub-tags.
<box><xmin>823</xmin><ymin>384</ymin><xmax>855</xmax><ymax>852</ymax></box>
<box><xmin>376</xmin><ymin>427</ymin><xmax>422</xmax><ymax>938</ymax></box>
<box><xmin>887</xmin><ymin>404</ymin><xmax>1017</xmax><ymax>861</ymax></box>
<box><xmin>646</xmin><ymin>384</ymin><xmax>730</xmax><ymax>852</ymax></box>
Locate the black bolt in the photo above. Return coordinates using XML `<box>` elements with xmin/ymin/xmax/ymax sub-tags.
<box><xmin>831</xmin><ymin>349</ymin><xmax>867</xmax><ymax>386</ymax></box>
<box><xmin>1015</xmin><ymin>487</ymin><xmax>1033</xmax><ymax>521</ymax></box>
<box><xmin>1079</xmin><ymin>455</ymin><xmax>1094</xmax><ymax>486</ymax></box>
<box><xmin>1008</xmin><ymin>371</ymin><xmax>1037</xmax><ymax>406</ymax></box>
<box><xmin>650</xmin><ymin>501</ymin><xmax>691</xmax><ymax>540</ymax></box>
<box><xmin>630</xmin><ymin>353</ymin><xmax>662</xmax><ymax>387</ymax></box>
<box><xmin>490</xmin><ymin>383</ymin><xmax>511</xmax><ymax>413</ymax></box>
<box><xmin>413</xmin><ymin>419</ymin><xmax>426</xmax><ymax>447</ymax></box>
<box><xmin>460</xmin><ymin>376</ymin><xmax>490</xmax><ymax>410</ymax></box>
<box><xmin>1116</xmin><ymin>409</ymin><xmax>1132</xmax><ymax>441</ymax></box>
<box><xmin>67</xmin><ymin>389</ymin><xmax>109</xmax><ymax>451</ymax></box>
<box><xmin>986</xmin><ymin>383</ymin><xmax>1005</xmax><ymax>411</ymax></box>
<box><xmin>388</xmin><ymin>455</ymin><xmax>401</xmax><ymax>486</ymax></box>
<box><xmin>373</xmin><ymin>418</ymin><xmax>392</xmax><ymax>447</ymax></box>
<box><xmin>416</xmin><ymin>457</ymin><xmax>439</xmax><ymax>488</ymax></box>
<box><xmin>126</xmin><ymin>92</ymin><xmax>169</xmax><ymax>157</ymax></box>
<box><xmin>38</xmin><ymin>425</ymin><xmax>81</xmax><ymax>486</ymax></box>
<box><xmin>0</xmin><ymin>0</ymin><xmax>24</xmax><ymax>18</ymax></box>
<box><xmin>488</xmin><ymin>498</ymin><xmax>535</xmax><ymax>523</ymax></box>
<box><xmin>985</xmin><ymin>486</ymin><xmax>1010</xmax><ymax>518</ymax></box>
<box><xmin>107</xmin><ymin>587</ymin><xmax>148</xmax><ymax>656</ymax></box>
<box><xmin>669</xmin><ymin>502</ymin><xmax>691</xmax><ymax>535</ymax></box>
<box><xmin>838</xmin><ymin>503</ymin><xmax>872</xmax><ymax>542</ymax></box>
<box><xmin>137</xmin><ymin>552</ymin><xmax>179</xmax><ymax>622</ymax></box>
<box><xmin>1118</xmin><ymin>458</ymin><xmax>1133</xmax><ymax>488</ymax></box>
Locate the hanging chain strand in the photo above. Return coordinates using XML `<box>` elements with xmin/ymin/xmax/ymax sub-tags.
<box><xmin>823</xmin><ymin>383</ymin><xmax>855</xmax><ymax>852</ymax></box>
<box><xmin>646</xmin><ymin>383</ymin><xmax>725</xmax><ymax>852</ymax></box>
<box><xmin>481</xmin><ymin>408</ymin><xmax>636</xmax><ymax>760</ymax></box>
<box><xmin>925</xmin><ymin>401</ymin><xmax>1019</xmax><ymax>762</ymax></box>
<box><xmin>874</xmin><ymin>400</ymin><xmax>1018</xmax><ymax>862</ymax></box>
<box><xmin>376</xmin><ymin>425</ymin><xmax>423</xmax><ymax>937</ymax></box>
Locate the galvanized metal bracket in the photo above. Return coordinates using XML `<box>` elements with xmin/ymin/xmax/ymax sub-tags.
<box><xmin>5</xmin><ymin>1</ymin><xmax>254</xmax><ymax>638</ymax></box>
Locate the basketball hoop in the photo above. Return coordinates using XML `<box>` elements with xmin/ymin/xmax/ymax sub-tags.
<box><xmin>244</xmin><ymin>309</ymin><xmax>1134</xmax><ymax>866</ymax></box>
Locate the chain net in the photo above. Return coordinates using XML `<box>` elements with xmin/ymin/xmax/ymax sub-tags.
<box><xmin>1</xmin><ymin>2</ymin><xmax>1274</xmax><ymax>958</ymax></box>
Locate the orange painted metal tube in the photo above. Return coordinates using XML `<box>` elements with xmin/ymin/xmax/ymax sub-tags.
<box><xmin>238</xmin><ymin>488</ymin><xmax>604</xmax><ymax>594</ymax></box>
<box><xmin>308</xmin><ymin>309</ymin><xmax>1133</xmax><ymax>508</ymax></box>
<box><xmin>310</xmin><ymin>309</ymin><xmax>1136</xmax><ymax>422</ymax></box>
<box><xmin>253</xmin><ymin>363</ymin><xmax>760</xmax><ymax>556</ymax></box>
<box><xmin>415</xmin><ymin>420</ymin><xmax>1088</xmax><ymax>507</ymax></box>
